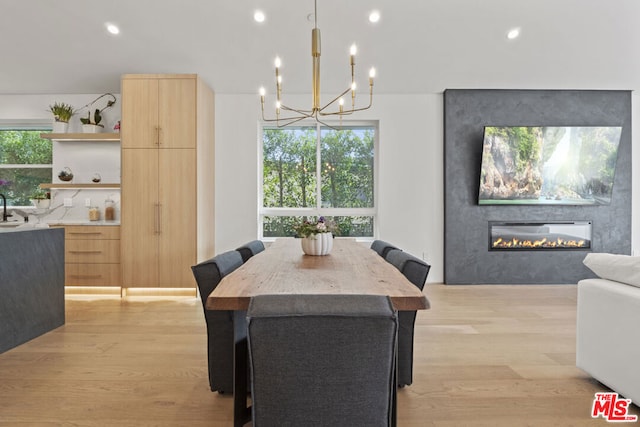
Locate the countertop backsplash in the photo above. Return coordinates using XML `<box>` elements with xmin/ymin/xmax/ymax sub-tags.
<box><xmin>29</xmin><ymin>189</ymin><xmax>121</xmax><ymax>225</ymax></box>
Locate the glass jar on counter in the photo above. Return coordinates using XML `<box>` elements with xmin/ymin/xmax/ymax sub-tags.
<box><xmin>104</xmin><ymin>198</ymin><xmax>115</xmax><ymax>221</ymax></box>
<box><xmin>88</xmin><ymin>206</ymin><xmax>100</xmax><ymax>221</ymax></box>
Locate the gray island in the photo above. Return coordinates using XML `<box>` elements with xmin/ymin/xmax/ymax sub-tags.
<box><xmin>0</xmin><ymin>227</ymin><xmax>65</xmax><ymax>353</ymax></box>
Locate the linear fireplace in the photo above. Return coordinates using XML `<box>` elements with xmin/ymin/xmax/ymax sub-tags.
<box><xmin>489</xmin><ymin>221</ymin><xmax>592</xmax><ymax>251</ymax></box>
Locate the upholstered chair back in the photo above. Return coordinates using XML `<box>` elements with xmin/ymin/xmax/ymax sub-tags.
<box><xmin>236</xmin><ymin>240</ymin><xmax>266</xmax><ymax>263</ymax></box>
<box><xmin>385</xmin><ymin>249</ymin><xmax>430</xmax><ymax>291</ymax></box>
<box><xmin>371</xmin><ymin>240</ymin><xmax>401</xmax><ymax>258</ymax></box>
<box><xmin>247</xmin><ymin>294</ymin><xmax>398</xmax><ymax>427</ymax></box>
<box><xmin>384</xmin><ymin>249</ymin><xmax>431</xmax><ymax>388</ymax></box>
<box><xmin>191</xmin><ymin>250</ymin><xmax>244</xmax><ymax>393</ymax></box>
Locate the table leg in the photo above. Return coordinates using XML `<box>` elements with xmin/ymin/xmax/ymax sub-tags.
<box><xmin>233</xmin><ymin>310</ymin><xmax>251</xmax><ymax>427</ymax></box>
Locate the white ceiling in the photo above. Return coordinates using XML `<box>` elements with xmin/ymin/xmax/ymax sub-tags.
<box><xmin>1</xmin><ymin>0</ymin><xmax>639</xmax><ymax>96</ymax></box>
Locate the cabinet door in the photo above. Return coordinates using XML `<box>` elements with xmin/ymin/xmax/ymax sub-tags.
<box><xmin>158</xmin><ymin>149</ymin><xmax>197</xmax><ymax>287</ymax></box>
<box><xmin>121</xmin><ymin>149</ymin><xmax>160</xmax><ymax>286</ymax></box>
<box><xmin>121</xmin><ymin>78</ymin><xmax>159</xmax><ymax>148</ymax></box>
<box><xmin>158</xmin><ymin>78</ymin><xmax>197</xmax><ymax>149</ymax></box>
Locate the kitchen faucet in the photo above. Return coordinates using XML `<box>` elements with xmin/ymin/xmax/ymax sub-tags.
<box><xmin>0</xmin><ymin>193</ymin><xmax>11</xmax><ymax>222</ymax></box>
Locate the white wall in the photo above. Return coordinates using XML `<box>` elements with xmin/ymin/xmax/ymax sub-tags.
<box><xmin>214</xmin><ymin>93</ymin><xmax>446</xmax><ymax>282</ymax></box>
<box><xmin>0</xmin><ymin>94</ymin><xmax>120</xmax><ymax>130</ymax></box>
<box><xmin>0</xmin><ymin>94</ymin><xmax>122</xmax><ymax>222</ymax></box>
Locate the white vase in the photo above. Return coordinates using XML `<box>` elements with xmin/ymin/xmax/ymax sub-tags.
<box><xmin>52</xmin><ymin>121</ymin><xmax>68</xmax><ymax>133</ymax></box>
<box><xmin>30</xmin><ymin>199</ymin><xmax>51</xmax><ymax>209</ymax></box>
<box><xmin>82</xmin><ymin>124</ymin><xmax>102</xmax><ymax>133</ymax></box>
<box><xmin>301</xmin><ymin>232</ymin><xmax>333</xmax><ymax>256</ymax></box>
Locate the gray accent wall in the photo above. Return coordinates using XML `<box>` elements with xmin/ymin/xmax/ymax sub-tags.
<box><xmin>443</xmin><ymin>89</ymin><xmax>631</xmax><ymax>284</ymax></box>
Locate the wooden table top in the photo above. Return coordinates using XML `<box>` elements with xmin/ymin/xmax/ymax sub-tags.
<box><xmin>206</xmin><ymin>238</ymin><xmax>428</xmax><ymax>311</ymax></box>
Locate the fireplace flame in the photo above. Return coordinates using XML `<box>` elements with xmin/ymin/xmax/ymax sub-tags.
<box><xmin>492</xmin><ymin>236</ymin><xmax>587</xmax><ymax>249</ymax></box>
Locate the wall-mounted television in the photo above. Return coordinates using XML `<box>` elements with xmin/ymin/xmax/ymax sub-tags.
<box><xmin>478</xmin><ymin>126</ymin><xmax>622</xmax><ymax>205</ymax></box>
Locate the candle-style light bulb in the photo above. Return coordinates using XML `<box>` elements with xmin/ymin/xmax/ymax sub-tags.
<box><xmin>351</xmin><ymin>82</ymin><xmax>357</xmax><ymax>91</ymax></box>
<box><xmin>369</xmin><ymin>67</ymin><xmax>376</xmax><ymax>86</ymax></box>
<box><xmin>350</xmin><ymin>44</ymin><xmax>357</xmax><ymax>56</ymax></box>
<box><xmin>350</xmin><ymin>44</ymin><xmax>357</xmax><ymax>67</ymax></box>
<box><xmin>339</xmin><ymin>97</ymin><xmax>344</xmax><ymax>113</ymax></box>
<box><xmin>275</xmin><ymin>57</ymin><xmax>282</xmax><ymax>102</ymax></box>
<box><xmin>259</xmin><ymin>87</ymin><xmax>266</xmax><ymax>97</ymax></box>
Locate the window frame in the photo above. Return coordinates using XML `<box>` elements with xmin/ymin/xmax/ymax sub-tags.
<box><xmin>0</xmin><ymin>120</ymin><xmax>53</xmax><ymax>208</ymax></box>
<box><xmin>258</xmin><ymin>120</ymin><xmax>378</xmax><ymax>241</ymax></box>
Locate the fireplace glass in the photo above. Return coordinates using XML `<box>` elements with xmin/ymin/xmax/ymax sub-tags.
<box><xmin>489</xmin><ymin>221</ymin><xmax>592</xmax><ymax>251</ymax></box>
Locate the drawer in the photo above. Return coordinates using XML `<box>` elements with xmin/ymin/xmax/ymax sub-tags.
<box><xmin>64</xmin><ymin>225</ymin><xmax>120</xmax><ymax>240</ymax></box>
<box><xmin>65</xmin><ymin>239</ymin><xmax>120</xmax><ymax>263</ymax></box>
<box><xmin>66</xmin><ymin>263</ymin><xmax>121</xmax><ymax>286</ymax></box>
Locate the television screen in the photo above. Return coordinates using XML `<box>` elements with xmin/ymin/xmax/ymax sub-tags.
<box><xmin>478</xmin><ymin>126</ymin><xmax>622</xmax><ymax>205</ymax></box>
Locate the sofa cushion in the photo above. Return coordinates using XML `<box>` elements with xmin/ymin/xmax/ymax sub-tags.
<box><xmin>583</xmin><ymin>253</ymin><xmax>640</xmax><ymax>288</ymax></box>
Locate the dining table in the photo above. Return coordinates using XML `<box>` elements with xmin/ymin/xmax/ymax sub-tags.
<box><xmin>206</xmin><ymin>237</ymin><xmax>429</xmax><ymax>426</ymax></box>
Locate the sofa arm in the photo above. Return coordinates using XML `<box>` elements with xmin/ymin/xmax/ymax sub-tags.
<box><xmin>577</xmin><ymin>278</ymin><xmax>640</xmax><ymax>404</ymax></box>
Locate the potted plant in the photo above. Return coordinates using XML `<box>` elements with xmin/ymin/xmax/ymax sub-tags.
<box><xmin>49</xmin><ymin>102</ymin><xmax>75</xmax><ymax>133</ymax></box>
<box><xmin>79</xmin><ymin>93</ymin><xmax>117</xmax><ymax>133</ymax></box>
<box><xmin>30</xmin><ymin>188</ymin><xmax>51</xmax><ymax>209</ymax></box>
<box><xmin>294</xmin><ymin>216</ymin><xmax>337</xmax><ymax>256</ymax></box>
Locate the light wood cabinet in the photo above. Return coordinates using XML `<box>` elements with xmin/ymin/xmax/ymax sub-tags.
<box><xmin>58</xmin><ymin>225</ymin><xmax>122</xmax><ymax>287</ymax></box>
<box><xmin>120</xmin><ymin>74</ymin><xmax>215</xmax><ymax>289</ymax></box>
<box><xmin>121</xmin><ymin>77</ymin><xmax>196</xmax><ymax>149</ymax></box>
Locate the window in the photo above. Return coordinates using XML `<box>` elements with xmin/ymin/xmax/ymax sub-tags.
<box><xmin>0</xmin><ymin>126</ymin><xmax>52</xmax><ymax>207</ymax></box>
<box><xmin>260</xmin><ymin>123</ymin><xmax>376</xmax><ymax>238</ymax></box>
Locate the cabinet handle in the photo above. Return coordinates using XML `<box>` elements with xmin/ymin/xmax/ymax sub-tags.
<box><xmin>69</xmin><ymin>232</ymin><xmax>103</xmax><ymax>236</ymax></box>
<box><xmin>69</xmin><ymin>250</ymin><xmax>103</xmax><ymax>254</ymax></box>
<box><xmin>70</xmin><ymin>275</ymin><xmax>103</xmax><ymax>279</ymax></box>
<box><xmin>157</xmin><ymin>203</ymin><xmax>162</xmax><ymax>235</ymax></box>
<box><xmin>154</xmin><ymin>203</ymin><xmax>160</xmax><ymax>235</ymax></box>
<box><xmin>155</xmin><ymin>126</ymin><xmax>160</xmax><ymax>146</ymax></box>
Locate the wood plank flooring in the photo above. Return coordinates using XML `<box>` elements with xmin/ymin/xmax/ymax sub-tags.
<box><xmin>0</xmin><ymin>284</ymin><xmax>637</xmax><ymax>426</ymax></box>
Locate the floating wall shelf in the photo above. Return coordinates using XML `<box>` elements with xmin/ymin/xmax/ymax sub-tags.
<box><xmin>40</xmin><ymin>183</ymin><xmax>121</xmax><ymax>189</ymax></box>
<box><xmin>40</xmin><ymin>133</ymin><xmax>120</xmax><ymax>142</ymax></box>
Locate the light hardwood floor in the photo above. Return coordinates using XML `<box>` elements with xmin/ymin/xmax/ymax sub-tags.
<box><xmin>0</xmin><ymin>284</ymin><xmax>637</xmax><ymax>426</ymax></box>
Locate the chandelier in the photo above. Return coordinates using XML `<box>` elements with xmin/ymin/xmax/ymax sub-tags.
<box><xmin>259</xmin><ymin>0</ymin><xmax>375</xmax><ymax>127</ymax></box>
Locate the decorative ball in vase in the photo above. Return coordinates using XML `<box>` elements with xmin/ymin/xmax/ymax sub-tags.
<box><xmin>294</xmin><ymin>216</ymin><xmax>337</xmax><ymax>256</ymax></box>
<box><xmin>58</xmin><ymin>166</ymin><xmax>74</xmax><ymax>182</ymax></box>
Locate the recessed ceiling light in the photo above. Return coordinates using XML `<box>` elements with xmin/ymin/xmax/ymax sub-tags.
<box><xmin>507</xmin><ymin>27</ymin><xmax>520</xmax><ymax>40</ymax></box>
<box><xmin>105</xmin><ymin>23</ymin><xmax>120</xmax><ymax>35</ymax></box>
<box><xmin>254</xmin><ymin>10</ymin><xmax>266</xmax><ymax>23</ymax></box>
<box><xmin>369</xmin><ymin>10</ymin><xmax>381</xmax><ymax>23</ymax></box>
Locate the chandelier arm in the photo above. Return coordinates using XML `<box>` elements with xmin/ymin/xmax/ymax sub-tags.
<box><xmin>318</xmin><ymin>87</ymin><xmax>353</xmax><ymax>113</ymax></box>
<box><xmin>319</xmin><ymin>89</ymin><xmax>373</xmax><ymax>116</ymax></box>
<box><xmin>261</xmin><ymin>108</ymin><xmax>311</xmax><ymax>123</ymax></box>
<box><xmin>281</xmin><ymin>104</ymin><xmax>315</xmax><ymax>116</ymax></box>
<box><xmin>320</xmin><ymin>103</ymin><xmax>372</xmax><ymax>117</ymax></box>
<box><xmin>320</xmin><ymin>104</ymin><xmax>372</xmax><ymax>117</ymax></box>
<box><xmin>315</xmin><ymin>117</ymin><xmax>341</xmax><ymax>131</ymax></box>
<box><xmin>272</xmin><ymin>115</ymin><xmax>312</xmax><ymax>128</ymax></box>
<box><xmin>261</xmin><ymin>114</ymin><xmax>309</xmax><ymax>123</ymax></box>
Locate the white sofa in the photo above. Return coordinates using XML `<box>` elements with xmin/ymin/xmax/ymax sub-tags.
<box><xmin>577</xmin><ymin>253</ymin><xmax>640</xmax><ymax>405</ymax></box>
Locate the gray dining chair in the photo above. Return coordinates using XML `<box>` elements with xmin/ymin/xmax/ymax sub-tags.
<box><xmin>191</xmin><ymin>250</ymin><xmax>244</xmax><ymax>394</ymax></box>
<box><xmin>236</xmin><ymin>239</ymin><xmax>265</xmax><ymax>263</ymax></box>
<box><xmin>247</xmin><ymin>294</ymin><xmax>398</xmax><ymax>427</ymax></box>
<box><xmin>371</xmin><ymin>240</ymin><xmax>401</xmax><ymax>258</ymax></box>
<box><xmin>384</xmin><ymin>249</ymin><xmax>431</xmax><ymax>387</ymax></box>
